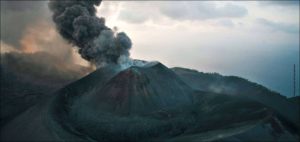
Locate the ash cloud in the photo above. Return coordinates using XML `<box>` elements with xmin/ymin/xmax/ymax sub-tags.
<box><xmin>48</xmin><ymin>0</ymin><xmax>133</xmax><ymax>68</ymax></box>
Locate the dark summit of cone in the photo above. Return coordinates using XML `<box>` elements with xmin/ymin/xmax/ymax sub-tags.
<box><xmin>92</xmin><ymin>63</ymin><xmax>194</xmax><ymax>115</ymax></box>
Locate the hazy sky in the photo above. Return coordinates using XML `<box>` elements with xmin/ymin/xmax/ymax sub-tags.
<box><xmin>1</xmin><ymin>1</ymin><xmax>299</xmax><ymax>97</ymax></box>
<box><xmin>96</xmin><ymin>1</ymin><xmax>299</xmax><ymax>97</ymax></box>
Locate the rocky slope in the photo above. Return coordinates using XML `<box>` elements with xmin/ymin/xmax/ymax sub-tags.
<box><xmin>1</xmin><ymin>62</ymin><xmax>299</xmax><ymax>141</ymax></box>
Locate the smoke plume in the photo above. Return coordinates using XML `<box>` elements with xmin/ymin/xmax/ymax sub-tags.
<box><xmin>48</xmin><ymin>0</ymin><xmax>132</xmax><ymax>68</ymax></box>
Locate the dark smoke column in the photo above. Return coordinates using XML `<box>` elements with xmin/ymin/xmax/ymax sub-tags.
<box><xmin>48</xmin><ymin>0</ymin><xmax>132</xmax><ymax>68</ymax></box>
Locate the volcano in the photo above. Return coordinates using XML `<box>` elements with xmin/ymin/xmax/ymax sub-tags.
<box><xmin>1</xmin><ymin>62</ymin><xmax>299</xmax><ymax>141</ymax></box>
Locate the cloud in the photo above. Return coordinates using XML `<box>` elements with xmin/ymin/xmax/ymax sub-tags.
<box><xmin>256</xmin><ymin>18</ymin><xmax>299</xmax><ymax>34</ymax></box>
<box><xmin>259</xmin><ymin>1</ymin><xmax>300</xmax><ymax>7</ymax></box>
<box><xmin>217</xmin><ymin>19</ymin><xmax>235</xmax><ymax>28</ymax></box>
<box><xmin>114</xmin><ymin>1</ymin><xmax>247</xmax><ymax>24</ymax></box>
<box><xmin>116</xmin><ymin>1</ymin><xmax>161</xmax><ymax>24</ymax></box>
<box><xmin>159</xmin><ymin>2</ymin><xmax>248</xmax><ymax>21</ymax></box>
<box><xmin>118</xmin><ymin>9</ymin><xmax>152</xmax><ymax>24</ymax></box>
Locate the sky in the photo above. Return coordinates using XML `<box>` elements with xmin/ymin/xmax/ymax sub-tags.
<box><xmin>1</xmin><ymin>1</ymin><xmax>299</xmax><ymax>97</ymax></box>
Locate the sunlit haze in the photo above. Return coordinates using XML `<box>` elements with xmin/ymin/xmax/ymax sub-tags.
<box><xmin>1</xmin><ymin>1</ymin><xmax>299</xmax><ymax>97</ymax></box>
